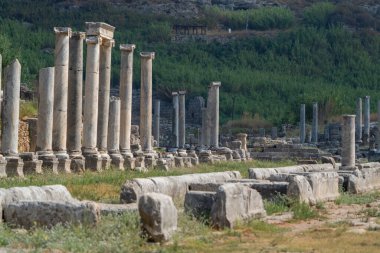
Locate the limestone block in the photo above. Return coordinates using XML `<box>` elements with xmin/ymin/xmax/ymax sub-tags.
<box><xmin>306</xmin><ymin>171</ymin><xmax>340</xmax><ymax>202</ymax></box>
<box><xmin>287</xmin><ymin>175</ymin><xmax>316</xmax><ymax>205</ymax></box>
<box><xmin>98</xmin><ymin>203</ymin><xmax>137</xmax><ymax>216</ymax></box>
<box><xmin>211</xmin><ymin>183</ymin><xmax>266</xmax><ymax>229</ymax></box>
<box><xmin>4</xmin><ymin>201</ymin><xmax>100</xmax><ymax>229</ymax></box>
<box><xmin>346</xmin><ymin>167</ymin><xmax>380</xmax><ymax>194</ymax></box>
<box><xmin>120</xmin><ymin>171</ymin><xmax>241</xmax><ymax>203</ymax></box>
<box><xmin>184</xmin><ymin>191</ymin><xmax>216</xmax><ymax>219</ymax></box>
<box><xmin>138</xmin><ymin>193</ymin><xmax>177</xmax><ymax>242</ymax></box>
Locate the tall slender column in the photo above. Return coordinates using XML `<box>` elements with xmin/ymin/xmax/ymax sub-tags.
<box><xmin>208</xmin><ymin>82</ymin><xmax>221</xmax><ymax>147</ymax></box>
<box><xmin>36</xmin><ymin>67</ymin><xmax>59</xmax><ymax>172</ymax></box>
<box><xmin>355</xmin><ymin>98</ymin><xmax>362</xmax><ymax>143</ymax></box>
<box><xmin>377</xmin><ymin>100</ymin><xmax>380</xmax><ymax>150</ymax></box>
<box><xmin>312</xmin><ymin>102</ymin><xmax>318</xmax><ymax>143</ymax></box>
<box><xmin>67</xmin><ymin>32</ymin><xmax>86</xmax><ymax>172</ymax></box>
<box><xmin>364</xmin><ymin>96</ymin><xmax>370</xmax><ymax>146</ymax></box>
<box><xmin>83</xmin><ymin>36</ymin><xmax>103</xmax><ymax>171</ymax></box>
<box><xmin>119</xmin><ymin>44</ymin><xmax>136</xmax><ymax>169</ymax></box>
<box><xmin>341</xmin><ymin>115</ymin><xmax>356</xmax><ymax>170</ymax></box>
<box><xmin>139</xmin><ymin>52</ymin><xmax>155</xmax><ymax>153</ymax></box>
<box><xmin>97</xmin><ymin>39</ymin><xmax>115</xmax><ymax>168</ymax></box>
<box><xmin>2</xmin><ymin>60</ymin><xmax>23</xmax><ymax>176</ymax></box>
<box><xmin>153</xmin><ymin>99</ymin><xmax>161</xmax><ymax>147</ymax></box>
<box><xmin>0</xmin><ymin>54</ymin><xmax>2</xmax><ymax>117</ymax></box>
<box><xmin>271</xmin><ymin>127</ymin><xmax>278</xmax><ymax>139</ymax></box>
<box><xmin>300</xmin><ymin>104</ymin><xmax>306</xmax><ymax>143</ymax></box>
<box><xmin>201</xmin><ymin>107</ymin><xmax>208</xmax><ymax>146</ymax></box>
<box><xmin>53</xmin><ymin>27</ymin><xmax>71</xmax><ymax>163</ymax></box>
<box><xmin>108</xmin><ymin>97</ymin><xmax>124</xmax><ymax>169</ymax></box>
<box><xmin>172</xmin><ymin>92</ymin><xmax>179</xmax><ymax>147</ymax></box>
<box><xmin>178</xmin><ymin>91</ymin><xmax>186</xmax><ymax>149</ymax></box>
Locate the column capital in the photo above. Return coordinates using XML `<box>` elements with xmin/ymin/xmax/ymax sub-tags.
<box><xmin>171</xmin><ymin>92</ymin><xmax>178</xmax><ymax>96</ymax></box>
<box><xmin>86</xmin><ymin>36</ymin><xmax>102</xmax><ymax>45</ymax></box>
<box><xmin>102</xmin><ymin>38</ymin><xmax>115</xmax><ymax>47</ymax></box>
<box><xmin>54</xmin><ymin>27</ymin><xmax>72</xmax><ymax>37</ymax></box>
<box><xmin>140</xmin><ymin>52</ymin><xmax>155</xmax><ymax>60</ymax></box>
<box><xmin>85</xmin><ymin>22</ymin><xmax>115</xmax><ymax>40</ymax></box>
<box><xmin>178</xmin><ymin>90</ymin><xmax>186</xmax><ymax>95</ymax></box>
<box><xmin>209</xmin><ymin>81</ymin><xmax>221</xmax><ymax>88</ymax></box>
<box><xmin>71</xmin><ymin>31</ymin><xmax>86</xmax><ymax>40</ymax></box>
<box><xmin>343</xmin><ymin>114</ymin><xmax>356</xmax><ymax>118</ymax></box>
<box><xmin>120</xmin><ymin>44</ymin><xmax>136</xmax><ymax>52</ymax></box>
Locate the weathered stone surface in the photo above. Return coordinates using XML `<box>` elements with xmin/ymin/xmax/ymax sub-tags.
<box><xmin>248</xmin><ymin>164</ymin><xmax>335</xmax><ymax>181</ymax></box>
<box><xmin>346</xmin><ymin>167</ymin><xmax>380</xmax><ymax>194</ymax></box>
<box><xmin>138</xmin><ymin>193</ymin><xmax>177</xmax><ymax>242</ymax></box>
<box><xmin>211</xmin><ymin>183</ymin><xmax>266</xmax><ymax>229</ymax></box>
<box><xmin>184</xmin><ymin>191</ymin><xmax>216</xmax><ymax>219</ymax></box>
<box><xmin>98</xmin><ymin>203</ymin><xmax>137</xmax><ymax>216</ymax></box>
<box><xmin>287</xmin><ymin>175</ymin><xmax>316</xmax><ymax>205</ymax></box>
<box><xmin>4</xmin><ymin>201</ymin><xmax>100</xmax><ymax>229</ymax></box>
<box><xmin>120</xmin><ymin>171</ymin><xmax>241</xmax><ymax>203</ymax></box>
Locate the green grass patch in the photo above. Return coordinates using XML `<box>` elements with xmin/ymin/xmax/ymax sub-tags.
<box><xmin>291</xmin><ymin>202</ymin><xmax>319</xmax><ymax>220</ymax></box>
<box><xmin>19</xmin><ymin>101</ymin><xmax>37</xmax><ymax>119</ymax></box>
<box><xmin>264</xmin><ymin>194</ymin><xmax>290</xmax><ymax>215</ymax></box>
<box><xmin>335</xmin><ymin>191</ymin><xmax>380</xmax><ymax>205</ymax></box>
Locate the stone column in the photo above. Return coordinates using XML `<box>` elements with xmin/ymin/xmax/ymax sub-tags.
<box><xmin>119</xmin><ymin>44</ymin><xmax>136</xmax><ymax>169</ymax></box>
<box><xmin>36</xmin><ymin>67</ymin><xmax>58</xmax><ymax>173</ymax></box>
<box><xmin>363</xmin><ymin>96</ymin><xmax>370</xmax><ymax>146</ymax></box>
<box><xmin>271</xmin><ymin>127</ymin><xmax>278</xmax><ymax>139</ymax></box>
<box><xmin>139</xmin><ymin>52</ymin><xmax>155</xmax><ymax>153</ymax></box>
<box><xmin>97</xmin><ymin>39</ymin><xmax>115</xmax><ymax>169</ymax></box>
<box><xmin>0</xmin><ymin>54</ymin><xmax>2</xmax><ymax>118</ymax></box>
<box><xmin>208</xmin><ymin>82</ymin><xmax>221</xmax><ymax>147</ymax></box>
<box><xmin>108</xmin><ymin>97</ymin><xmax>124</xmax><ymax>169</ymax></box>
<box><xmin>52</xmin><ymin>27</ymin><xmax>71</xmax><ymax>172</ymax></box>
<box><xmin>1</xmin><ymin>59</ymin><xmax>23</xmax><ymax>177</ymax></box>
<box><xmin>355</xmin><ymin>97</ymin><xmax>362</xmax><ymax>143</ymax></box>
<box><xmin>83</xmin><ymin>36</ymin><xmax>103</xmax><ymax>171</ymax></box>
<box><xmin>178</xmin><ymin>91</ymin><xmax>186</xmax><ymax>149</ymax></box>
<box><xmin>200</xmin><ymin>107</ymin><xmax>208</xmax><ymax>147</ymax></box>
<box><xmin>341</xmin><ymin>115</ymin><xmax>356</xmax><ymax>170</ymax></box>
<box><xmin>67</xmin><ymin>31</ymin><xmax>85</xmax><ymax>172</ymax></box>
<box><xmin>153</xmin><ymin>99</ymin><xmax>160</xmax><ymax>147</ymax></box>
<box><xmin>300</xmin><ymin>104</ymin><xmax>306</xmax><ymax>143</ymax></box>
<box><xmin>171</xmin><ymin>92</ymin><xmax>179</xmax><ymax>148</ymax></box>
<box><xmin>259</xmin><ymin>128</ymin><xmax>265</xmax><ymax>137</ymax></box>
<box><xmin>377</xmin><ymin>100</ymin><xmax>380</xmax><ymax>150</ymax></box>
<box><xmin>312</xmin><ymin>102</ymin><xmax>318</xmax><ymax>143</ymax></box>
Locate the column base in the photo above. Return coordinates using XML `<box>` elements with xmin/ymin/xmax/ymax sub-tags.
<box><xmin>183</xmin><ymin>157</ymin><xmax>193</xmax><ymax>168</ymax></box>
<box><xmin>70</xmin><ymin>155</ymin><xmax>86</xmax><ymax>173</ymax></box>
<box><xmin>174</xmin><ymin>157</ymin><xmax>184</xmax><ymax>167</ymax></box>
<box><xmin>83</xmin><ymin>152</ymin><xmax>103</xmax><ymax>172</ymax></box>
<box><xmin>37</xmin><ymin>152</ymin><xmax>59</xmax><ymax>174</ymax></box>
<box><xmin>55</xmin><ymin>151</ymin><xmax>71</xmax><ymax>173</ymax></box>
<box><xmin>5</xmin><ymin>156</ymin><xmax>24</xmax><ymax>177</ymax></box>
<box><xmin>109</xmin><ymin>153</ymin><xmax>125</xmax><ymax>170</ymax></box>
<box><xmin>20</xmin><ymin>152</ymin><xmax>43</xmax><ymax>175</ymax></box>
<box><xmin>0</xmin><ymin>156</ymin><xmax>7</xmax><ymax>178</ymax></box>
<box><xmin>144</xmin><ymin>154</ymin><xmax>156</xmax><ymax>169</ymax></box>
<box><xmin>134</xmin><ymin>152</ymin><xmax>145</xmax><ymax>170</ymax></box>
<box><xmin>339</xmin><ymin>165</ymin><xmax>357</xmax><ymax>171</ymax></box>
<box><xmin>100</xmin><ymin>152</ymin><xmax>111</xmax><ymax>170</ymax></box>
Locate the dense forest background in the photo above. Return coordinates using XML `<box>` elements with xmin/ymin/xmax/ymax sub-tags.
<box><xmin>0</xmin><ymin>0</ymin><xmax>379</xmax><ymax>128</ymax></box>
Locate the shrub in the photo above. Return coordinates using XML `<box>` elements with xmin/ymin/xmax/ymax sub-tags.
<box><xmin>303</xmin><ymin>2</ymin><xmax>336</xmax><ymax>28</ymax></box>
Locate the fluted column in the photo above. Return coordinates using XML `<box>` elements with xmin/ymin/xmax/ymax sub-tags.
<box><xmin>364</xmin><ymin>96</ymin><xmax>370</xmax><ymax>146</ymax></box>
<box><xmin>341</xmin><ymin>115</ymin><xmax>356</xmax><ymax>170</ymax></box>
<box><xmin>83</xmin><ymin>36</ymin><xmax>102</xmax><ymax>171</ymax></box>
<box><xmin>178</xmin><ymin>91</ymin><xmax>186</xmax><ymax>148</ymax></box>
<box><xmin>53</xmin><ymin>27</ymin><xmax>71</xmax><ymax>159</ymax></box>
<box><xmin>139</xmin><ymin>52</ymin><xmax>155</xmax><ymax>153</ymax></box>
<box><xmin>172</xmin><ymin>92</ymin><xmax>179</xmax><ymax>147</ymax></box>
<box><xmin>67</xmin><ymin>32</ymin><xmax>85</xmax><ymax>157</ymax></box>
<box><xmin>208</xmin><ymin>82</ymin><xmax>221</xmax><ymax>147</ymax></box>
<box><xmin>312</xmin><ymin>102</ymin><xmax>318</xmax><ymax>143</ymax></box>
<box><xmin>153</xmin><ymin>99</ymin><xmax>161</xmax><ymax>147</ymax></box>
<box><xmin>119</xmin><ymin>44</ymin><xmax>135</xmax><ymax>157</ymax></box>
<box><xmin>355</xmin><ymin>97</ymin><xmax>362</xmax><ymax>143</ymax></box>
<box><xmin>97</xmin><ymin>38</ymin><xmax>115</xmax><ymax>166</ymax></box>
<box><xmin>300</xmin><ymin>104</ymin><xmax>306</xmax><ymax>143</ymax></box>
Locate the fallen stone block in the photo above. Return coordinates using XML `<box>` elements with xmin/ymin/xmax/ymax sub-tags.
<box><xmin>138</xmin><ymin>193</ymin><xmax>177</xmax><ymax>242</ymax></box>
<box><xmin>97</xmin><ymin>203</ymin><xmax>138</xmax><ymax>216</ymax></box>
<box><xmin>287</xmin><ymin>175</ymin><xmax>316</xmax><ymax>205</ymax></box>
<box><xmin>211</xmin><ymin>183</ymin><xmax>266</xmax><ymax>229</ymax></box>
<box><xmin>4</xmin><ymin>201</ymin><xmax>100</xmax><ymax>229</ymax></box>
<box><xmin>120</xmin><ymin>171</ymin><xmax>241</xmax><ymax>204</ymax></box>
<box><xmin>184</xmin><ymin>191</ymin><xmax>216</xmax><ymax>219</ymax></box>
<box><xmin>345</xmin><ymin>167</ymin><xmax>380</xmax><ymax>194</ymax></box>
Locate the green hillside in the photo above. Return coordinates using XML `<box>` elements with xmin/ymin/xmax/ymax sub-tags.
<box><xmin>0</xmin><ymin>0</ymin><xmax>379</xmax><ymax>126</ymax></box>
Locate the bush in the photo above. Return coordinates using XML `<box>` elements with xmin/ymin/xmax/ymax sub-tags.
<box><xmin>303</xmin><ymin>2</ymin><xmax>336</xmax><ymax>28</ymax></box>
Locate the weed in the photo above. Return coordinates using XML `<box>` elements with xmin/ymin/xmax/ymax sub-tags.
<box><xmin>335</xmin><ymin>192</ymin><xmax>380</xmax><ymax>205</ymax></box>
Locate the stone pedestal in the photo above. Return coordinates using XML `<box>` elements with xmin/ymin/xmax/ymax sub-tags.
<box><xmin>139</xmin><ymin>52</ymin><xmax>155</xmax><ymax>153</ymax></box>
<box><xmin>135</xmin><ymin>151</ymin><xmax>145</xmax><ymax>169</ymax></box>
<box><xmin>172</xmin><ymin>92</ymin><xmax>179</xmax><ymax>147</ymax></box>
<box><xmin>300</xmin><ymin>104</ymin><xmax>306</xmax><ymax>143</ymax></box>
<box><xmin>355</xmin><ymin>97</ymin><xmax>362</xmax><ymax>143</ymax></box>
<box><xmin>108</xmin><ymin>97</ymin><xmax>124</xmax><ymax>170</ymax></box>
<box><xmin>0</xmin><ymin>155</ymin><xmax>7</xmax><ymax>178</ymax></box>
<box><xmin>312</xmin><ymin>102</ymin><xmax>318</xmax><ymax>143</ymax></box>
<box><xmin>37</xmin><ymin>152</ymin><xmax>59</xmax><ymax>174</ymax></box>
<box><xmin>178</xmin><ymin>91</ymin><xmax>186</xmax><ymax>148</ymax></box>
<box><xmin>363</xmin><ymin>96</ymin><xmax>370</xmax><ymax>146</ymax></box>
<box><xmin>341</xmin><ymin>115</ymin><xmax>356</xmax><ymax>170</ymax></box>
<box><xmin>53</xmin><ymin>27</ymin><xmax>71</xmax><ymax>168</ymax></box>
<box><xmin>119</xmin><ymin>44</ymin><xmax>135</xmax><ymax>165</ymax></box>
<box><xmin>19</xmin><ymin>152</ymin><xmax>43</xmax><ymax>175</ymax></box>
<box><xmin>236</xmin><ymin>133</ymin><xmax>247</xmax><ymax>151</ymax></box>
<box><xmin>5</xmin><ymin>157</ymin><xmax>24</xmax><ymax>178</ymax></box>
